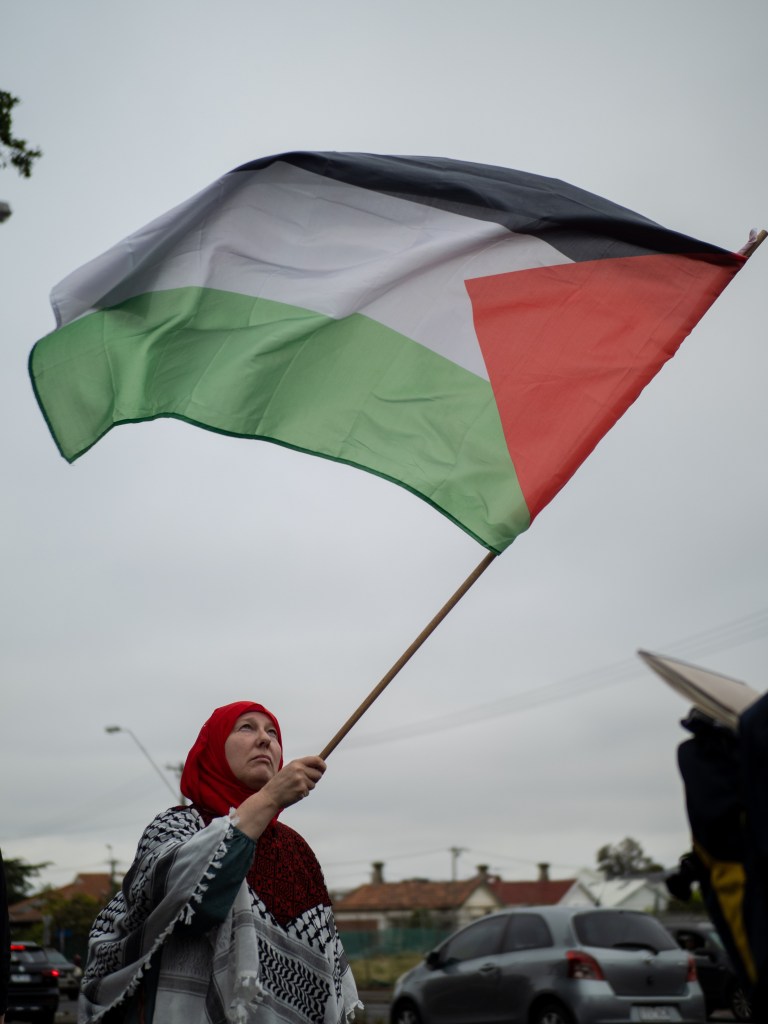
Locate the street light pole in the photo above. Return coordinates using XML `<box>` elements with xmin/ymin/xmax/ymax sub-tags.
<box><xmin>105</xmin><ymin>725</ymin><xmax>179</xmax><ymax>799</ymax></box>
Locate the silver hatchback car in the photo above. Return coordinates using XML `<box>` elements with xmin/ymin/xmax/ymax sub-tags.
<box><xmin>390</xmin><ymin>905</ymin><xmax>705</xmax><ymax>1024</ymax></box>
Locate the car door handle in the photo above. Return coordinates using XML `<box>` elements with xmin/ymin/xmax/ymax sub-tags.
<box><xmin>478</xmin><ymin>963</ymin><xmax>498</xmax><ymax>975</ymax></box>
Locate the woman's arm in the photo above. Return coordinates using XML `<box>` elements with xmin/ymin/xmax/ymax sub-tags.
<box><xmin>184</xmin><ymin>827</ymin><xmax>255</xmax><ymax>933</ymax></box>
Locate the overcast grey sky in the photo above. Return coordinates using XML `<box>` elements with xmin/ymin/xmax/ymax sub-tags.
<box><xmin>2</xmin><ymin>0</ymin><xmax>766</xmax><ymax>897</ymax></box>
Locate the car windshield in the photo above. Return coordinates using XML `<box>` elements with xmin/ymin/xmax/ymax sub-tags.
<box><xmin>573</xmin><ymin>912</ymin><xmax>677</xmax><ymax>952</ymax></box>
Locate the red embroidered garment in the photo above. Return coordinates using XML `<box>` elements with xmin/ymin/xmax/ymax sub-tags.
<box><xmin>246</xmin><ymin>821</ymin><xmax>332</xmax><ymax>926</ymax></box>
<box><xmin>197</xmin><ymin>807</ymin><xmax>331</xmax><ymax>926</ymax></box>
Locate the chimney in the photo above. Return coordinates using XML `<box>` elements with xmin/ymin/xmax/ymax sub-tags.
<box><xmin>371</xmin><ymin>862</ymin><xmax>385</xmax><ymax>885</ymax></box>
<box><xmin>476</xmin><ymin>864</ymin><xmax>489</xmax><ymax>882</ymax></box>
<box><xmin>537</xmin><ymin>862</ymin><xmax>550</xmax><ymax>882</ymax></box>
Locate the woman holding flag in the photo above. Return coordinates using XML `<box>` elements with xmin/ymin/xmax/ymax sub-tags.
<box><xmin>79</xmin><ymin>702</ymin><xmax>360</xmax><ymax>1024</ymax></box>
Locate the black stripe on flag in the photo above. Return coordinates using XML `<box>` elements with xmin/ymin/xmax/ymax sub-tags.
<box><xmin>235</xmin><ymin>151</ymin><xmax>732</xmax><ymax>263</ymax></box>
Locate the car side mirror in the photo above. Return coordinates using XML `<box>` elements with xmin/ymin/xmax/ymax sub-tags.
<box><xmin>426</xmin><ymin>951</ymin><xmax>442</xmax><ymax>970</ymax></box>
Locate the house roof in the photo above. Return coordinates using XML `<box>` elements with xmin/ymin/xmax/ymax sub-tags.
<box><xmin>490</xmin><ymin>878</ymin><xmax>576</xmax><ymax>907</ymax></box>
<box><xmin>9</xmin><ymin>873</ymin><xmax>114</xmax><ymax>923</ymax></box>
<box><xmin>335</xmin><ymin>877</ymin><xmax>498</xmax><ymax>913</ymax></box>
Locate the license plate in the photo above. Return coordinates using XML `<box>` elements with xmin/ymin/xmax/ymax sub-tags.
<box><xmin>634</xmin><ymin>1009</ymin><xmax>677</xmax><ymax>1022</ymax></box>
<box><xmin>11</xmin><ymin>973</ymin><xmax>32</xmax><ymax>982</ymax></box>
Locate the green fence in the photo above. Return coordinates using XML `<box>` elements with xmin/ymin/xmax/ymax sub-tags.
<box><xmin>340</xmin><ymin>927</ymin><xmax>450</xmax><ymax>960</ymax></box>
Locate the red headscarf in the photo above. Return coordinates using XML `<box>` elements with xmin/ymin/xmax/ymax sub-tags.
<box><xmin>180</xmin><ymin>701</ymin><xmax>284</xmax><ymax>816</ymax></box>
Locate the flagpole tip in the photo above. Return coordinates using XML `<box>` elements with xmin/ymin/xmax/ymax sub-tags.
<box><xmin>739</xmin><ymin>228</ymin><xmax>767</xmax><ymax>259</ymax></box>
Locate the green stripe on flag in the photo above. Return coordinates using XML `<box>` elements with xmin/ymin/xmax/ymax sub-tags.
<box><xmin>30</xmin><ymin>287</ymin><xmax>530</xmax><ymax>551</ymax></box>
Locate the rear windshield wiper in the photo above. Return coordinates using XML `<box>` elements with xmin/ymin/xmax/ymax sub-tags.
<box><xmin>611</xmin><ymin>942</ymin><xmax>659</xmax><ymax>953</ymax></box>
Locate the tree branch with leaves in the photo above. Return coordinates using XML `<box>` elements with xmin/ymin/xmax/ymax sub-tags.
<box><xmin>3</xmin><ymin>857</ymin><xmax>51</xmax><ymax>905</ymax></box>
<box><xmin>0</xmin><ymin>91</ymin><xmax>42</xmax><ymax>178</ymax></box>
<box><xmin>596</xmin><ymin>837</ymin><xmax>663</xmax><ymax>879</ymax></box>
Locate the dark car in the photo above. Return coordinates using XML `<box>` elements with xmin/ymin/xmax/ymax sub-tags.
<box><xmin>663</xmin><ymin>917</ymin><xmax>752</xmax><ymax>1021</ymax></box>
<box><xmin>390</xmin><ymin>906</ymin><xmax>704</xmax><ymax>1024</ymax></box>
<box><xmin>43</xmin><ymin>947</ymin><xmax>82</xmax><ymax>999</ymax></box>
<box><xmin>7</xmin><ymin>941</ymin><xmax>60</xmax><ymax>1024</ymax></box>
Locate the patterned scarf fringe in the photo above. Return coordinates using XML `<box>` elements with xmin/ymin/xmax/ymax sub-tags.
<box><xmin>230</xmin><ymin>970</ymin><xmax>265</xmax><ymax>1024</ymax></box>
<box><xmin>346</xmin><ymin>999</ymin><xmax>365</xmax><ymax>1022</ymax></box>
<box><xmin>90</xmin><ymin>814</ymin><xmax>236</xmax><ymax>1019</ymax></box>
<box><xmin>178</xmin><ymin>822</ymin><xmax>231</xmax><ymax>926</ymax></box>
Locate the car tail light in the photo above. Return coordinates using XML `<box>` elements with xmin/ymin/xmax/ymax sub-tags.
<box><xmin>566</xmin><ymin>949</ymin><xmax>605</xmax><ymax>980</ymax></box>
<box><xmin>43</xmin><ymin>969</ymin><xmax>60</xmax><ymax>980</ymax></box>
<box><xmin>686</xmin><ymin>955</ymin><xmax>698</xmax><ymax>982</ymax></box>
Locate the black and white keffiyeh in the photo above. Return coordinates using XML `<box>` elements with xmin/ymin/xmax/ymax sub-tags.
<box><xmin>79</xmin><ymin>806</ymin><xmax>360</xmax><ymax>1024</ymax></box>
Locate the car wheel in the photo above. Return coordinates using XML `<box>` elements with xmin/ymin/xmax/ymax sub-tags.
<box><xmin>530</xmin><ymin>1000</ymin><xmax>575</xmax><ymax>1024</ymax></box>
<box><xmin>730</xmin><ymin>983</ymin><xmax>753</xmax><ymax>1022</ymax></box>
<box><xmin>391</xmin><ymin>999</ymin><xmax>421</xmax><ymax>1024</ymax></box>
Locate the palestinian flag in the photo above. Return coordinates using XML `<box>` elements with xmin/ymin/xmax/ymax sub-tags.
<box><xmin>29</xmin><ymin>152</ymin><xmax>745</xmax><ymax>553</ymax></box>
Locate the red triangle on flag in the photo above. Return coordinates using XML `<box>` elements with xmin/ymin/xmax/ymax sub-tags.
<box><xmin>466</xmin><ymin>252</ymin><xmax>741</xmax><ymax>520</ymax></box>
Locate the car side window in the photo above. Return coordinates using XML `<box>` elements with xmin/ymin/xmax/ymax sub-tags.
<box><xmin>676</xmin><ymin>930</ymin><xmax>705</xmax><ymax>952</ymax></box>
<box><xmin>501</xmin><ymin>913</ymin><xmax>553</xmax><ymax>951</ymax></box>
<box><xmin>441</xmin><ymin>915</ymin><xmax>509</xmax><ymax>963</ymax></box>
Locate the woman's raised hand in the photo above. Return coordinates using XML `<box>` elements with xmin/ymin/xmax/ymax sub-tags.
<box><xmin>235</xmin><ymin>756</ymin><xmax>327</xmax><ymax>840</ymax></box>
<box><xmin>264</xmin><ymin>756</ymin><xmax>327</xmax><ymax>808</ymax></box>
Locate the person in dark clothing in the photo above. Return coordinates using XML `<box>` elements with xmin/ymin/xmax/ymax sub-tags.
<box><xmin>0</xmin><ymin>850</ymin><xmax>11</xmax><ymax>1024</ymax></box>
<box><xmin>671</xmin><ymin>698</ymin><xmax>768</xmax><ymax>1021</ymax></box>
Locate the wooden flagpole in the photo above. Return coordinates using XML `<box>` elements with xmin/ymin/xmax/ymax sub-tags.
<box><xmin>319</xmin><ymin>550</ymin><xmax>497</xmax><ymax>758</ymax></box>
<box><xmin>318</xmin><ymin>229</ymin><xmax>765</xmax><ymax>759</ymax></box>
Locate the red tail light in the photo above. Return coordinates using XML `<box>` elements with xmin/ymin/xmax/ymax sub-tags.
<box><xmin>686</xmin><ymin>954</ymin><xmax>698</xmax><ymax>982</ymax></box>
<box><xmin>566</xmin><ymin>949</ymin><xmax>605</xmax><ymax>980</ymax></box>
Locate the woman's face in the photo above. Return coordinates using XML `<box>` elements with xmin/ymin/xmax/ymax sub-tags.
<box><xmin>224</xmin><ymin>711</ymin><xmax>282</xmax><ymax>791</ymax></box>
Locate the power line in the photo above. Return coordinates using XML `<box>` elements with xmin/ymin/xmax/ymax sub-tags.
<box><xmin>324</xmin><ymin>846</ymin><xmax>448</xmax><ymax>869</ymax></box>
<box><xmin>9</xmin><ymin>609</ymin><xmax>767</xmax><ymax>855</ymax></box>
<box><xmin>340</xmin><ymin>608</ymin><xmax>768</xmax><ymax>749</ymax></box>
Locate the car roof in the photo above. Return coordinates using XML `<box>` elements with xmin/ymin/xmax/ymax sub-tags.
<box><xmin>456</xmin><ymin>905</ymin><xmax>660</xmax><ymax>938</ymax></box>
<box><xmin>660</xmin><ymin>916</ymin><xmax>716</xmax><ymax>931</ymax></box>
<box><xmin>481</xmin><ymin>905</ymin><xmax>657</xmax><ymax>921</ymax></box>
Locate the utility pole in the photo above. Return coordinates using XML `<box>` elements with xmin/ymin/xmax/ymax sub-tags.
<box><xmin>106</xmin><ymin>844</ymin><xmax>119</xmax><ymax>893</ymax></box>
<box><xmin>165</xmin><ymin>760</ymin><xmax>186</xmax><ymax>805</ymax></box>
<box><xmin>449</xmin><ymin>846</ymin><xmax>466</xmax><ymax>882</ymax></box>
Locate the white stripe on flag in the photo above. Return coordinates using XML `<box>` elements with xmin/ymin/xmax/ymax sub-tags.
<box><xmin>51</xmin><ymin>162</ymin><xmax>572</xmax><ymax>379</ymax></box>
